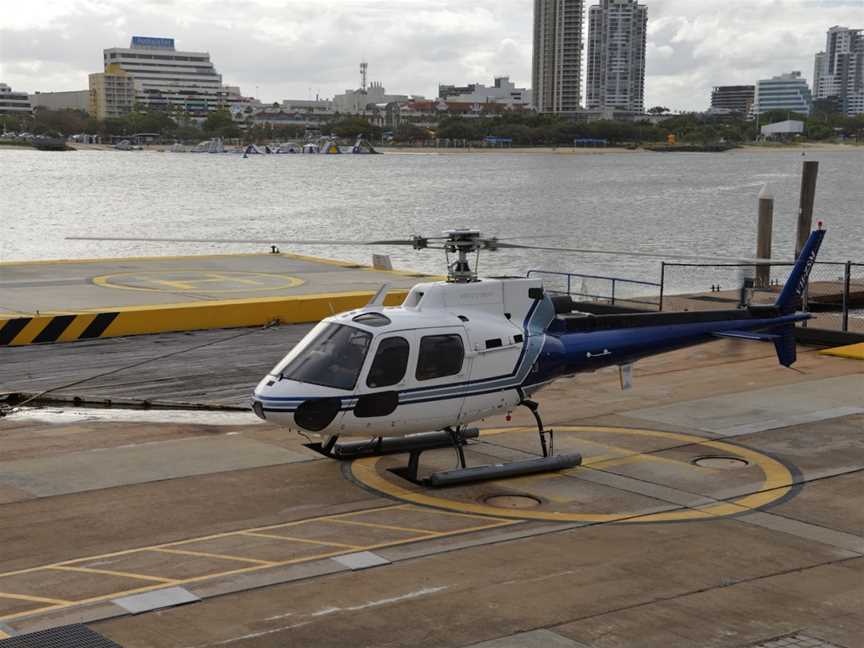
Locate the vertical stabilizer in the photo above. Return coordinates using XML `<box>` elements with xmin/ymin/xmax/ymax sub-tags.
<box><xmin>775</xmin><ymin>227</ymin><xmax>826</xmax><ymax>314</ymax></box>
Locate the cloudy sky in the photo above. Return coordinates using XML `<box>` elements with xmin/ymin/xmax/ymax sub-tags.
<box><xmin>1</xmin><ymin>0</ymin><xmax>860</xmax><ymax>110</ymax></box>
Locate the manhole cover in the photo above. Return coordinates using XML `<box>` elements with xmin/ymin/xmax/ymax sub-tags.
<box><xmin>693</xmin><ymin>456</ymin><xmax>750</xmax><ymax>470</ymax></box>
<box><xmin>484</xmin><ymin>495</ymin><xmax>542</xmax><ymax>509</ymax></box>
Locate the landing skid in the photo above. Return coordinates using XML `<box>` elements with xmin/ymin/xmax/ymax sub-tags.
<box><xmin>393</xmin><ymin>399</ymin><xmax>581</xmax><ymax>488</ymax></box>
<box><xmin>305</xmin><ymin>428</ymin><xmax>481</xmax><ymax>460</ymax></box>
<box><xmin>308</xmin><ymin>400</ymin><xmax>582</xmax><ymax>488</ymax></box>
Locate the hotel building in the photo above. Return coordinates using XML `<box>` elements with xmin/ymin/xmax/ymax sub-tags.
<box><xmin>101</xmin><ymin>36</ymin><xmax>225</xmax><ymax>116</ymax></box>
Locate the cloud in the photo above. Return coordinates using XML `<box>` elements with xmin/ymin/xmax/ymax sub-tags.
<box><xmin>0</xmin><ymin>0</ymin><xmax>859</xmax><ymax>110</ymax></box>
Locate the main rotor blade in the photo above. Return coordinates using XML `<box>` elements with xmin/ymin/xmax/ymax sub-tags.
<box><xmin>494</xmin><ymin>242</ymin><xmax>792</xmax><ymax>264</ymax></box>
<box><xmin>65</xmin><ymin>236</ymin><xmax>419</xmax><ymax>246</ymax></box>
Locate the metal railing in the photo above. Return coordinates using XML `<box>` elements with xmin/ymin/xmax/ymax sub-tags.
<box><xmin>660</xmin><ymin>260</ymin><xmax>863</xmax><ymax>334</ymax></box>
<box><xmin>527</xmin><ymin>270</ymin><xmax>662</xmax><ymax>311</ymax></box>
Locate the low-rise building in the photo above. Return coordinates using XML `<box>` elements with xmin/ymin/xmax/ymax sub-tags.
<box><xmin>438</xmin><ymin>77</ymin><xmax>532</xmax><ymax>107</ymax></box>
<box><xmin>754</xmin><ymin>72</ymin><xmax>813</xmax><ymax>116</ymax></box>
<box><xmin>29</xmin><ymin>90</ymin><xmax>90</xmax><ymax>112</ymax></box>
<box><xmin>761</xmin><ymin>119</ymin><xmax>805</xmax><ymax>138</ymax></box>
<box><xmin>89</xmin><ymin>64</ymin><xmax>136</xmax><ymax>120</ymax></box>
<box><xmin>0</xmin><ymin>83</ymin><xmax>32</xmax><ymax>115</ymax></box>
<box><xmin>334</xmin><ymin>82</ymin><xmax>413</xmax><ymax>114</ymax></box>
<box><xmin>387</xmin><ymin>99</ymin><xmax>525</xmax><ymax>129</ymax></box>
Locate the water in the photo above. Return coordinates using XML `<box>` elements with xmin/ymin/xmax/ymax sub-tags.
<box><xmin>1</xmin><ymin>148</ymin><xmax>862</xmax><ymax>287</ymax></box>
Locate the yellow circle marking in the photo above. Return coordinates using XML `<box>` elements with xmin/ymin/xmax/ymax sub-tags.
<box><xmin>350</xmin><ymin>426</ymin><xmax>795</xmax><ymax>523</ymax></box>
<box><xmin>93</xmin><ymin>271</ymin><xmax>305</xmax><ymax>293</ymax></box>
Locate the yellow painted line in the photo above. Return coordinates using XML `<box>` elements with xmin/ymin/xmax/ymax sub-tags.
<box><xmin>0</xmin><ymin>630</ymin><xmax>9</xmax><ymax>639</ymax></box>
<box><xmin>92</xmin><ymin>271</ymin><xmax>305</xmax><ymax>294</ymax></box>
<box><xmin>153</xmin><ymin>548</ymin><xmax>276</xmax><ymax>566</ymax></box>
<box><xmin>241</xmin><ymin>531</ymin><xmax>363</xmax><ymax>550</ymax></box>
<box><xmin>0</xmin><ymin>515</ymin><xmax>520</xmax><ymax>624</ymax></box>
<box><xmin>0</xmin><ymin>591</ymin><xmax>71</xmax><ymax>605</ymax></box>
<box><xmin>325</xmin><ymin>518</ymin><xmax>443</xmax><ymax>535</ymax></box>
<box><xmin>49</xmin><ymin>565</ymin><xmax>177</xmax><ymax>584</ymax></box>
<box><xmin>350</xmin><ymin>426</ymin><xmax>796</xmax><ymax>524</ymax></box>
<box><xmin>820</xmin><ymin>342</ymin><xmax>864</xmax><ymax>360</ymax></box>
<box><xmin>397</xmin><ymin>504</ymin><xmax>520</xmax><ymax>523</ymax></box>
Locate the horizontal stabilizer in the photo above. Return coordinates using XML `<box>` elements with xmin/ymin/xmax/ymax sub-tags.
<box><xmin>712</xmin><ymin>331</ymin><xmax>781</xmax><ymax>342</ymax></box>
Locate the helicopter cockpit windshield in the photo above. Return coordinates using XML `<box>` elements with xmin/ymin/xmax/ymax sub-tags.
<box><xmin>272</xmin><ymin>323</ymin><xmax>372</xmax><ymax>390</ymax></box>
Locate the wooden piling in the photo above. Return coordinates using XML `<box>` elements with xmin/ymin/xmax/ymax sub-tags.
<box><xmin>796</xmin><ymin>161</ymin><xmax>819</xmax><ymax>257</ymax></box>
<box><xmin>756</xmin><ymin>184</ymin><xmax>774</xmax><ymax>289</ymax></box>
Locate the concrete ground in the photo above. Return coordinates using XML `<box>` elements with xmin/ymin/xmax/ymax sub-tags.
<box><xmin>0</xmin><ymin>253</ymin><xmax>429</xmax><ymax>316</ymax></box>
<box><xmin>0</xmin><ymin>333</ymin><xmax>861</xmax><ymax>647</ymax></box>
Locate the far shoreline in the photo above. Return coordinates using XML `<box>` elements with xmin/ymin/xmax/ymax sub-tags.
<box><xmin>5</xmin><ymin>142</ymin><xmax>861</xmax><ymax>155</ymax></box>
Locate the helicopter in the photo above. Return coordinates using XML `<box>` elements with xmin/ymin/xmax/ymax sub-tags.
<box><xmin>69</xmin><ymin>227</ymin><xmax>827</xmax><ymax>487</ymax></box>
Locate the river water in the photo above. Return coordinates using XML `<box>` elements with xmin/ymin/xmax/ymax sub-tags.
<box><xmin>1</xmin><ymin>148</ymin><xmax>861</xmax><ymax>292</ymax></box>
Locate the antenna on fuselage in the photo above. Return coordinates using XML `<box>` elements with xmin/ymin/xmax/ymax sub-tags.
<box><xmin>367</xmin><ymin>283</ymin><xmax>391</xmax><ymax>307</ymax></box>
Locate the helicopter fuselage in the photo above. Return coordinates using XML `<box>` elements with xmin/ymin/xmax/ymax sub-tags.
<box><xmin>251</xmin><ymin>276</ymin><xmax>809</xmax><ymax>438</ymax></box>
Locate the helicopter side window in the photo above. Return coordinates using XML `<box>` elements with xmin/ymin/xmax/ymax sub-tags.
<box><xmin>366</xmin><ymin>337</ymin><xmax>410</xmax><ymax>388</ymax></box>
<box><xmin>416</xmin><ymin>334</ymin><xmax>464</xmax><ymax>381</ymax></box>
<box><xmin>278</xmin><ymin>323</ymin><xmax>372</xmax><ymax>390</ymax></box>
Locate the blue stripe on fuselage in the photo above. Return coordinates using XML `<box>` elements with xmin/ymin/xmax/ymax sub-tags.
<box><xmin>525</xmin><ymin>313</ymin><xmax>807</xmax><ymax>386</ymax></box>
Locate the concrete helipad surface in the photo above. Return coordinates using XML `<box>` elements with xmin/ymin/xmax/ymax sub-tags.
<box><xmin>0</xmin><ymin>253</ymin><xmax>427</xmax><ymax>315</ymax></box>
<box><xmin>0</xmin><ymin>332</ymin><xmax>861</xmax><ymax>647</ymax></box>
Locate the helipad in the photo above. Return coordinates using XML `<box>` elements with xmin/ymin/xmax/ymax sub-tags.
<box><xmin>349</xmin><ymin>426</ymin><xmax>799</xmax><ymax>524</ymax></box>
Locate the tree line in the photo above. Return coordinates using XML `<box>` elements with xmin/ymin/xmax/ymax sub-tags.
<box><xmin>2</xmin><ymin>104</ymin><xmax>861</xmax><ymax>146</ymax></box>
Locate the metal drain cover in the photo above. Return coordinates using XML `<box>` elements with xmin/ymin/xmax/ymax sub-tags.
<box><xmin>0</xmin><ymin>624</ymin><xmax>121</xmax><ymax>647</ymax></box>
<box><xmin>484</xmin><ymin>495</ymin><xmax>542</xmax><ymax>509</ymax></box>
<box><xmin>693</xmin><ymin>456</ymin><xmax>750</xmax><ymax>470</ymax></box>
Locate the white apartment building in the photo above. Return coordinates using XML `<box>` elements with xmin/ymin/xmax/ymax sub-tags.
<box><xmin>0</xmin><ymin>83</ymin><xmax>32</xmax><ymax>115</ymax></box>
<box><xmin>754</xmin><ymin>72</ymin><xmax>813</xmax><ymax>116</ymax></box>
<box><xmin>102</xmin><ymin>36</ymin><xmax>225</xmax><ymax>116</ymax></box>
<box><xmin>586</xmin><ymin>0</ymin><xmax>648</xmax><ymax>113</ymax></box>
<box><xmin>532</xmin><ymin>0</ymin><xmax>585</xmax><ymax>113</ymax></box>
<box><xmin>438</xmin><ymin>77</ymin><xmax>532</xmax><ymax>107</ymax></box>
<box><xmin>813</xmin><ymin>26</ymin><xmax>864</xmax><ymax>116</ymax></box>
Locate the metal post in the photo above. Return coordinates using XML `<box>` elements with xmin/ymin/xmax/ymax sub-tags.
<box><xmin>756</xmin><ymin>185</ymin><xmax>774</xmax><ymax>288</ymax></box>
<box><xmin>611</xmin><ymin>279</ymin><xmax>616</xmax><ymax>305</ymax></box>
<box><xmin>567</xmin><ymin>274</ymin><xmax>571</xmax><ymax>297</ymax></box>
<box><xmin>659</xmin><ymin>263</ymin><xmax>666</xmax><ymax>312</ymax></box>
<box><xmin>842</xmin><ymin>261</ymin><xmax>851</xmax><ymax>332</ymax></box>
<box><xmin>796</xmin><ymin>161</ymin><xmax>819</xmax><ymax>258</ymax></box>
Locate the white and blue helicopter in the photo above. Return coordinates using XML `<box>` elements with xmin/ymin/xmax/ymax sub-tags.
<box><xmin>72</xmin><ymin>227</ymin><xmax>826</xmax><ymax>485</ymax></box>
<box><xmin>245</xmin><ymin>227</ymin><xmax>827</xmax><ymax>487</ymax></box>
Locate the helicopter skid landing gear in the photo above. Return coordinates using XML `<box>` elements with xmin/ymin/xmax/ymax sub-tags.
<box><xmin>391</xmin><ymin>420</ymin><xmax>582</xmax><ymax>489</ymax></box>
<box><xmin>306</xmin><ymin>428</ymin><xmax>481</xmax><ymax>460</ymax></box>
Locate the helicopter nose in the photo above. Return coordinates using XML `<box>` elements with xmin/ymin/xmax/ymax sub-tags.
<box><xmin>252</xmin><ymin>378</ymin><xmax>345</xmax><ymax>433</ymax></box>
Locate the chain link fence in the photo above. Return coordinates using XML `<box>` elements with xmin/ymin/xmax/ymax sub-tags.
<box><xmin>660</xmin><ymin>261</ymin><xmax>863</xmax><ymax>335</ymax></box>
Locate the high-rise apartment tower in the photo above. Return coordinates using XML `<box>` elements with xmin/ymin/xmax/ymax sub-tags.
<box><xmin>586</xmin><ymin>0</ymin><xmax>648</xmax><ymax>113</ymax></box>
<box><xmin>532</xmin><ymin>0</ymin><xmax>585</xmax><ymax>113</ymax></box>
<box><xmin>813</xmin><ymin>26</ymin><xmax>864</xmax><ymax>116</ymax></box>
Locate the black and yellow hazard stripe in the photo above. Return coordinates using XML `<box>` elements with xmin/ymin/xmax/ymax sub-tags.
<box><xmin>0</xmin><ymin>289</ymin><xmax>412</xmax><ymax>347</ymax></box>
<box><xmin>0</xmin><ymin>313</ymin><xmax>118</xmax><ymax>347</ymax></box>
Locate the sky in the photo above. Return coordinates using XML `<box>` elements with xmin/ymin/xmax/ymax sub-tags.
<box><xmin>0</xmin><ymin>0</ymin><xmax>861</xmax><ymax>111</ymax></box>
